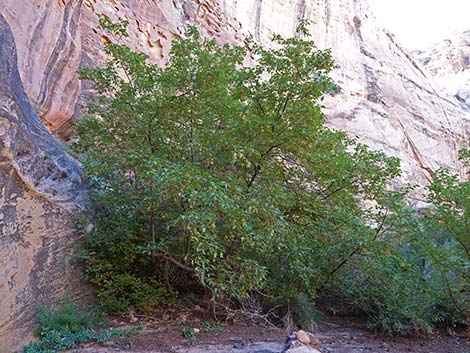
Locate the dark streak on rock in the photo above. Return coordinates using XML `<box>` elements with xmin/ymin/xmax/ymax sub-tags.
<box><xmin>352</xmin><ymin>15</ymin><xmax>381</xmax><ymax>104</ymax></box>
<box><xmin>37</xmin><ymin>0</ymin><xmax>83</xmax><ymax>111</ymax></box>
<box><xmin>254</xmin><ymin>0</ymin><xmax>263</xmax><ymax>42</ymax></box>
<box><xmin>325</xmin><ymin>0</ymin><xmax>331</xmax><ymax>34</ymax></box>
<box><xmin>385</xmin><ymin>31</ymin><xmax>427</xmax><ymax>78</ymax></box>
<box><xmin>296</xmin><ymin>0</ymin><xmax>307</xmax><ymax>25</ymax></box>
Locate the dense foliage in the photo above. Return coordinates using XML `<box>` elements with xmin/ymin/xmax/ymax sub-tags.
<box><xmin>74</xmin><ymin>17</ymin><xmax>469</xmax><ymax>333</ymax></box>
<box><xmin>340</xmin><ymin>151</ymin><xmax>470</xmax><ymax>333</ymax></box>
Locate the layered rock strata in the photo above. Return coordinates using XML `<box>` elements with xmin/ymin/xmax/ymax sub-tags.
<box><xmin>221</xmin><ymin>0</ymin><xmax>469</xmax><ymax>190</ymax></box>
<box><xmin>0</xmin><ymin>0</ymin><xmax>84</xmax><ymax>137</ymax></box>
<box><xmin>2</xmin><ymin>0</ymin><xmax>468</xmax><ymax>190</ymax></box>
<box><xmin>0</xmin><ymin>13</ymin><xmax>87</xmax><ymax>352</ymax></box>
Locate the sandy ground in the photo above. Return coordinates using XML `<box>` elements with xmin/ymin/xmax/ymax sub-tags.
<box><xmin>65</xmin><ymin>316</ymin><xmax>470</xmax><ymax>353</ymax></box>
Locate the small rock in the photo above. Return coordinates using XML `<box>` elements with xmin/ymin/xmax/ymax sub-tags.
<box><xmin>233</xmin><ymin>338</ymin><xmax>247</xmax><ymax>349</ymax></box>
<box><xmin>309</xmin><ymin>335</ymin><xmax>321</xmax><ymax>348</ymax></box>
<box><xmin>296</xmin><ymin>330</ymin><xmax>311</xmax><ymax>345</ymax></box>
<box><xmin>285</xmin><ymin>334</ymin><xmax>296</xmax><ymax>344</ymax></box>
<box><xmin>285</xmin><ymin>347</ymin><xmax>322</xmax><ymax>353</ymax></box>
<box><xmin>283</xmin><ymin>331</ymin><xmax>322</xmax><ymax>353</ymax></box>
<box><xmin>193</xmin><ymin>328</ymin><xmax>200</xmax><ymax>333</ymax></box>
<box><xmin>287</xmin><ymin>340</ymin><xmax>303</xmax><ymax>349</ymax></box>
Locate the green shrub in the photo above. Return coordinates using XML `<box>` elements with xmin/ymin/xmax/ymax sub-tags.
<box><xmin>35</xmin><ymin>298</ymin><xmax>104</xmax><ymax>336</ymax></box>
<box><xmin>182</xmin><ymin>327</ymin><xmax>197</xmax><ymax>343</ymax></box>
<box><xmin>95</xmin><ymin>273</ymin><xmax>177</xmax><ymax>313</ymax></box>
<box><xmin>421</xmin><ymin>150</ymin><xmax>470</xmax><ymax>321</ymax></box>
<box><xmin>22</xmin><ymin>328</ymin><xmax>135</xmax><ymax>353</ymax></box>
<box><xmin>335</xmin><ymin>172</ymin><xmax>470</xmax><ymax>334</ymax></box>
<box><xmin>75</xmin><ymin>17</ymin><xmax>400</xmax><ymax>315</ymax></box>
<box><xmin>288</xmin><ymin>296</ymin><xmax>322</xmax><ymax>331</ymax></box>
<box><xmin>200</xmin><ymin>321</ymin><xmax>222</xmax><ymax>333</ymax></box>
<box><xmin>340</xmin><ymin>245</ymin><xmax>446</xmax><ymax>334</ymax></box>
<box><xmin>75</xmin><ymin>16</ymin><xmax>470</xmax><ymax>334</ymax></box>
<box><xmin>22</xmin><ymin>299</ymin><xmax>136</xmax><ymax>353</ymax></box>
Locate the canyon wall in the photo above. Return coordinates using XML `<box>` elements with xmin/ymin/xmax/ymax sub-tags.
<box><xmin>2</xmin><ymin>0</ymin><xmax>468</xmax><ymax>189</ymax></box>
<box><xmin>0</xmin><ymin>11</ymin><xmax>87</xmax><ymax>352</ymax></box>
<box><xmin>220</xmin><ymin>0</ymin><xmax>469</xmax><ymax>190</ymax></box>
<box><xmin>0</xmin><ymin>0</ymin><xmax>469</xmax><ymax>350</ymax></box>
<box><xmin>0</xmin><ymin>0</ymin><xmax>84</xmax><ymax>137</ymax></box>
<box><xmin>413</xmin><ymin>30</ymin><xmax>470</xmax><ymax>110</ymax></box>
<box><xmin>0</xmin><ymin>0</ymin><xmax>244</xmax><ymax>138</ymax></box>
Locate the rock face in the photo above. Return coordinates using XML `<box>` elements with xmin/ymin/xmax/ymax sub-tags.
<box><xmin>0</xmin><ymin>12</ymin><xmax>87</xmax><ymax>352</ymax></box>
<box><xmin>0</xmin><ymin>0</ymin><xmax>244</xmax><ymax>138</ymax></box>
<box><xmin>0</xmin><ymin>0</ymin><xmax>84</xmax><ymax>137</ymax></box>
<box><xmin>221</xmin><ymin>0</ymin><xmax>469</xmax><ymax>190</ymax></box>
<box><xmin>1</xmin><ymin>0</ymin><xmax>468</xmax><ymax>191</ymax></box>
<box><xmin>413</xmin><ymin>30</ymin><xmax>470</xmax><ymax>110</ymax></box>
<box><xmin>0</xmin><ymin>0</ymin><xmax>469</xmax><ymax>350</ymax></box>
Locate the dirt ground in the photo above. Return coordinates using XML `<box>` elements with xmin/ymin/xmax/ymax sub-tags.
<box><xmin>67</xmin><ymin>314</ymin><xmax>470</xmax><ymax>353</ymax></box>
<box><xmin>317</xmin><ymin>317</ymin><xmax>470</xmax><ymax>353</ymax></box>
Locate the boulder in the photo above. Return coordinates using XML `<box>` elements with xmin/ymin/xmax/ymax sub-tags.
<box><xmin>296</xmin><ymin>330</ymin><xmax>311</xmax><ymax>345</ymax></box>
<box><xmin>282</xmin><ymin>331</ymin><xmax>322</xmax><ymax>353</ymax></box>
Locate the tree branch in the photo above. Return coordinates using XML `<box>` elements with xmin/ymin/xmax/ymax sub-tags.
<box><xmin>156</xmin><ymin>252</ymin><xmax>195</xmax><ymax>273</ymax></box>
<box><xmin>318</xmin><ymin>209</ymin><xmax>390</xmax><ymax>293</ymax></box>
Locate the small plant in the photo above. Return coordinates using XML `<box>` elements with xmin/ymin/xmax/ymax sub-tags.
<box><xmin>34</xmin><ymin>297</ymin><xmax>105</xmax><ymax>336</ymax></box>
<box><xmin>200</xmin><ymin>321</ymin><xmax>222</xmax><ymax>333</ymax></box>
<box><xmin>182</xmin><ymin>326</ymin><xmax>197</xmax><ymax>343</ymax></box>
<box><xmin>21</xmin><ymin>299</ymin><xmax>137</xmax><ymax>353</ymax></box>
<box><xmin>91</xmin><ymin>273</ymin><xmax>177</xmax><ymax>314</ymax></box>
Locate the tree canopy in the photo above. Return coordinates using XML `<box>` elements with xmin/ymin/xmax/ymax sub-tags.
<box><xmin>74</xmin><ymin>17</ymin><xmax>469</xmax><ymax>333</ymax></box>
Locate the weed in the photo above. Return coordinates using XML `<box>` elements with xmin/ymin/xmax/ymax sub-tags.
<box><xmin>21</xmin><ymin>299</ymin><xmax>138</xmax><ymax>353</ymax></box>
<box><xmin>34</xmin><ymin>298</ymin><xmax>105</xmax><ymax>336</ymax></box>
<box><xmin>182</xmin><ymin>327</ymin><xmax>197</xmax><ymax>343</ymax></box>
<box><xmin>200</xmin><ymin>321</ymin><xmax>222</xmax><ymax>333</ymax></box>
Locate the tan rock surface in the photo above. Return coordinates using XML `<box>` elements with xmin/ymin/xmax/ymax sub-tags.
<box><xmin>413</xmin><ymin>30</ymin><xmax>470</xmax><ymax>110</ymax></box>
<box><xmin>1</xmin><ymin>0</ymin><xmax>467</xmax><ymax>192</ymax></box>
<box><xmin>221</xmin><ymin>0</ymin><xmax>470</xmax><ymax>193</ymax></box>
<box><xmin>0</xmin><ymin>0</ymin><xmax>245</xmax><ymax>138</ymax></box>
<box><xmin>296</xmin><ymin>330</ymin><xmax>311</xmax><ymax>345</ymax></box>
<box><xmin>0</xmin><ymin>0</ymin><xmax>83</xmax><ymax>137</ymax></box>
<box><xmin>0</xmin><ymin>12</ymin><xmax>87</xmax><ymax>352</ymax></box>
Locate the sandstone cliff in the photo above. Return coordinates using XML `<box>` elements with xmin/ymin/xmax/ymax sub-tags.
<box><xmin>413</xmin><ymin>30</ymin><xmax>470</xmax><ymax>110</ymax></box>
<box><xmin>2</xmin><ymin>0</ymin><xmax>468</xmax><ymax>189</ymax></box>
<box><xmin>0</xmin><ymin>0</ymin><xmax>244</xmax><ymax>138</ymax></box>
<box><xmin>220</xmin><ymin>0</ymin><xmax>470</xmax><ymax>190</ymax></box>
<box><xmin>0</xmin><ymin>0</ymin><xmax>84</xmax><ymax>137</ymax></box>
<box><xmin>0</xmin><ymin>0</ymin><xmax>470</xmax><ymax>350</ymax></box>
<box><xmin>0</xmin><ymin>12</ymin><xmax>87</xmax><ymax>352</ymax></box>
